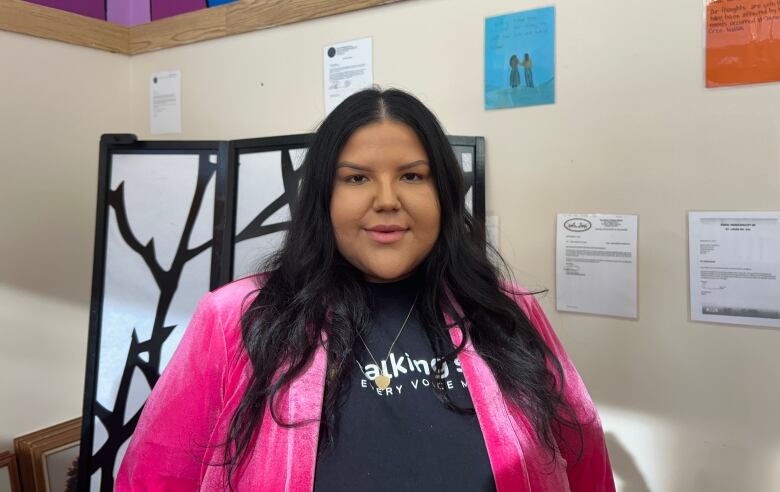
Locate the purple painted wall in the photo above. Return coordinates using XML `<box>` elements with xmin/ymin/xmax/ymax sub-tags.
<box><xmin>151</xmin><ymin>0</ymin><xmax>206</xmax><ymax>21</ymax></box>
<box><xmin>25</xmin><ymin>0</ymin><xmax>104</xmax><ymax>19</ymax></box>
<box><xmin>24</xmin><ymin>0</ymin><xmax>236</xmax><ymax>25</ymax></box>
<box><xmin>107</xmin><ymin>0</ymin><xmax>151</xmax><ymax>27</ymax></box>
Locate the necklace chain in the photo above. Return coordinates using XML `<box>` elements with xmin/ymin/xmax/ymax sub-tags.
<box><xmin>354</xmin><ymin>292</ymin><xmax>418</xmax><ymax>389</ymax></box>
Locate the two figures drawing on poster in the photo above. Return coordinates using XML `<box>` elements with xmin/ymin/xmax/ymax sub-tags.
<box><xmin>509</xmin><ymin>53</ymin><xmax>534</xmax><ymax>89</ymax></box>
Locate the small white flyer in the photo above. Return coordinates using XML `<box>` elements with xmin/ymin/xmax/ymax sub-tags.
<box><xmin>323</xmin><ymin>37</ymin><xmax>373</xmax><ymax>114</ymax></box>
<box><xmin>689</xmin><ymin>211</ymin><xmax>780</xmax><ymax>328</ymax></box>
<box><xmin>556</xmin><ymin>213</ymin><xmax>638</xmax><ymax>318</ymax></box>
<box><xmin>150</xmin><ymin>70</ymin><xmax>181</xmax><ymax>135</ymax></box>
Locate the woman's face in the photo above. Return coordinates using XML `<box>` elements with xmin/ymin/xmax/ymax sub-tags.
<box><xmin>330</xmin><ymin>119</ymin><xmax>441</xmax><ymax>283</ymax></box>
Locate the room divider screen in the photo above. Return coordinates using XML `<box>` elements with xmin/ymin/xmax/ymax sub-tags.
<box><xmin>79</xmin><ymin>133</ymin><xmax>485</xmax><ymax>490</ymax></box>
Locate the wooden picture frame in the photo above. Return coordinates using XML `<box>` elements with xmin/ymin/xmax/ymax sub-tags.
<box><xmin>13</xmin><ymin>418</ymin><xmax>80</xmax><ymax>492</ymax></box>
<box><xmin>0</xmin><ymin>451</ymin><xmax>22</xmax><ymax>492</ymax></box>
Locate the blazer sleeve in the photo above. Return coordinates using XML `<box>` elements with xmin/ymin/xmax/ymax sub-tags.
<box><xmin>511</xmin><ymin>286</ymin><xmax>616</xmax><ymax>492</ymax></box>
<box><xmin>115</xmin><ymin>291</ymin><xmax>228</xmax><ymax>491</ymax></box>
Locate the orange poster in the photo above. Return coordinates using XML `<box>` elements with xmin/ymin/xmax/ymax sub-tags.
<box><xmin>706</xmin><ymin>0</ymin><xmax>780</xmax><ymax>87</ymax></box>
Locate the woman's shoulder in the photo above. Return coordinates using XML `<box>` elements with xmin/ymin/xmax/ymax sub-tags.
<box><xmin>498</xmin><ymin>280</ymin><xmax>541</xmax><ymax>318</ymax></box>
<box><xmin>497</xmin><ymin>280</ymin><xmax>562</xmax><ymax>351</ymax></box>
<box><xmin>207</xmin><ymin>273</ymin><xmax>268</xmax><ymax>311</ymax></box>
<box><xmin>195</xmin><ymin>273</ymin><xmax>269</xmax><ymax>345</ymax></box>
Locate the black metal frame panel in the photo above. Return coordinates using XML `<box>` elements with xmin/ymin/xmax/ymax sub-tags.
<box><xmin>78</xmin><ymin>135</ymin><xmax>227</xmax><ymax>491</ymax></box>
<box><xmin>222</xmin><ymin>133</ymin><xmax>313</xmax><ymax>284</ymax></box>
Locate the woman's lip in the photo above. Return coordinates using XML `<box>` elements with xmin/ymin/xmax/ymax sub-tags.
<box><xmin>365</xmin><ymin>229</ymin><xmax>408</xmax><ymax>244</ymax></box>
<box><xmin>367</xmin><ymin>224</ymin><xmax>406</xmax><ymax>232</ymax></box>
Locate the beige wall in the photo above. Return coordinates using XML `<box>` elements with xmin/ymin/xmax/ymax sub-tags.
<box><xmin>0</xmin><ymin>30</ymin><xmax>130</xmax><ymax>448</ymax></box>
<box><xmin>2</xmin><ymin>0</ymin><xmax>780</xmax><ymax>490</ymax></box>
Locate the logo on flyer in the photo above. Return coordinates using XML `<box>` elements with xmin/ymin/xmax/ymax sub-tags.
<box><xmin>564</xmin><ymin>218</ymin><xmax>592</xmax><ymax>232</ymax></box>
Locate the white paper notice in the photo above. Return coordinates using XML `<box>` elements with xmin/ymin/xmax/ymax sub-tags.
<box><xmin>323</xmin><ymin>37</ymin><xmax>373</xmax><ymax>114</ymax></box>
<box><xmin>556</xmin><ymin>214</ymin><xmax>638</xmax><ymax>318</ymax></box>
<box><xmin>689</xmin><ymin>211</ymin><xmax>780</xmax><ymax>328</ymax></box>
<box><xmin>150</xmin><ymin>70</ymin><xmax>181</xmax><ymax>135</ymax></box>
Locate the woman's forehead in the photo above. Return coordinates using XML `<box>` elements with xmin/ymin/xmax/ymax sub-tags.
<box><xmin>337</xmin><ymin>120</ymin><xmax>428</xmax><ymax>165</ymax></box>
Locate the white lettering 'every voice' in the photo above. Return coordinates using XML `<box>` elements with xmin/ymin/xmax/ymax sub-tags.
<box><xmin>358</xmin><ymin>354</ymin><xmax>467</xmax><ymax>396</ymax></box>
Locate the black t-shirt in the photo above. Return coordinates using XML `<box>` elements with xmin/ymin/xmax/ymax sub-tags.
<box><xmin>313</xmin><ymin>276</ymin><xmax>496</xmax><ymax>492</ymax></box>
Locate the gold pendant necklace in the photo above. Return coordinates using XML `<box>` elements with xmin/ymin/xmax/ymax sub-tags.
<box><xmin>374</xmin><ymin>373</ymin><xmax>392</xmax><ymax>390</ymax></box>
<box><xmin>356</xmin><ymin>293</ymin><xmax>418</xmax><ymax>391</ymax></box>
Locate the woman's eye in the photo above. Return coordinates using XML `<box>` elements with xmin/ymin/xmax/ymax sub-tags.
<box><xmin>345</xmin><ymin>175</ymin><xmax>367</xmax><ymax>184</ymax></box>
<box><xmin>402</xmin><ymin>173</ymin><xmax>423</xmax><ymax>182</ymax></box>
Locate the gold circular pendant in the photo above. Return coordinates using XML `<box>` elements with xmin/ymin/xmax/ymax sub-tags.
<box><xmin>375</xmin><ymin>374</ymin><xmax>391</xmax><ymax>390</ymax></box>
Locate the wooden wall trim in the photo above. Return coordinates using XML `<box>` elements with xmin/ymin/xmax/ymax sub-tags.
<box><xmin>0</xmin><ymin>0</ymin><xmax>408</xmax><ymax>55</ymax></box>
<box><xmin>0</xmin><ymin>0</ymin><xmax>128</xmax><ymax>53</ymax></box>
<box><xmin>225</xmin><ymin>0</ymin><xmax>404</xmax><ymax>36</ymax></box>
<box><xmin>129</xmin><ymin>6</ymin><xmax>226</xmax><ymax>54</ymax></box>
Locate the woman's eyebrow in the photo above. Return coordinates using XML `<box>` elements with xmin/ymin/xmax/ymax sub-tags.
<box><xmin>336</xmin><ymin>160</ymin><xmax>430</xmax><ymax>171</ymax></box>
<box><xmin>398</xmin><ymin>160</ymin><xmax>429</xmax><ymax>170</ymax></box>
<box><xmin>335</xmin><ymin>162</ymin><xmax>369</xmax><ymax>171</ymax></box>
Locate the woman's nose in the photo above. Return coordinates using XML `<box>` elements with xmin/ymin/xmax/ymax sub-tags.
<box><xmin>373</xmin><ymin>179</ymin><xmax>401</xmax><ymax>211</ymax></box>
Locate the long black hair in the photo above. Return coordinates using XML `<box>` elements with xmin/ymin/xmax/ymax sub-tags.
<box><xmin>222</xmin><ymin>87</ymin><xmax>581</xmax><ymax>485</ymax></box>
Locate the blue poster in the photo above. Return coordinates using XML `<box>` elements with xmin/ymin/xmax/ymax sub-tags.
<box><xmin>485</xmin><ymin>6</ymin><xmax>555</xmax><ymax>110</ymax></box>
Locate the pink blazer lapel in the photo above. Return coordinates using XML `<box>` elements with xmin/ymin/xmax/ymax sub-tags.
<box><xmin>282</xmin><ymin>345</ymin><xmax>329</xmax><ymax>490</ymax></box>
<box><xmin>442</xmin><ymin>288</ymin><xmax>571</xmax><ymax>492</ymax></box>
<box><xmin>444</xmin><ymin>311</ymin><xmax>532</xmax><ymax>492</ymax></box>
<box><xmin>253</xmin><ymin>336</ymin><xmax>329</xmax><ymax>491</ymax></box>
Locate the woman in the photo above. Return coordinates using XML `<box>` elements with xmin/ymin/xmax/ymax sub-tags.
<box><xmin>117</xmin><ymin>88</ymin><xmax>614</xmax><ymax>491</ymax></box>
<box><xmin>510</xmin><ymin>54</ymin><xmax>521</xmax><ymax>88</ymax></box>
<box><xmin>523</xmin><ymin>53</ymin><xmax>534</xmax><ymax>88</ymax></box>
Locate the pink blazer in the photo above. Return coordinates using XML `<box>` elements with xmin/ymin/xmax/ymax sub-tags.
<box><xmin>117</xmin><ymin>276</ymin><xmax>615</xmax><ymax>491</ymax></box>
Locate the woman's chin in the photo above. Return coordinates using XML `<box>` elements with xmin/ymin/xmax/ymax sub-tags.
<box><xmin>362</xmin><ymin>267</ymin><xmax>416</xmax><ymax>283</ymax></box>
